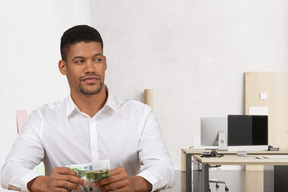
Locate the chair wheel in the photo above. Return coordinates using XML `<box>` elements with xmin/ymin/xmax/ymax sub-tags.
<box><xmin>225</xmin><ymin>186</ymin><xmax>229</xmax><ymax>190</ymax></box>
<box><xmin>216</xmin><ymin>183</ymin><xmax>219</xmax><ymax>187</ymax></box>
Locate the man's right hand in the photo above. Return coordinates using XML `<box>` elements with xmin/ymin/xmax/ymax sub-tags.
<box><xmin>27</xmin><ymin>167</ymin><xmax>87</xmax><ymax>192</ymax></box>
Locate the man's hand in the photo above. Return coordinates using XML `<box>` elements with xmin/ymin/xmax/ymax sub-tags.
<box><xmin>27</xmin><ymin>167</ymin><xmax>87</xmax><ymax>192</ymax></box>
<box><xmin>92</xmin><ymin>167</ymin><xmax>152</xmax><ymax>192</ymax></box>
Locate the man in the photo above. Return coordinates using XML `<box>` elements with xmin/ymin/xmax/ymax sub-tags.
<box><xmin>1</xmin><ymin>25</ymin><xmax>175</xmax><ymax>192</ymax></box>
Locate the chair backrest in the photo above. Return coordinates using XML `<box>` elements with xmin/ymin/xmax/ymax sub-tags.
<box><xmin>16</xmin><ymin>110</ymin><xmax>29</xmax><ymax>133</ymax></box>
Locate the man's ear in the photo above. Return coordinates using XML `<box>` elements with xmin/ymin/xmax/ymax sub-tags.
<box><xmin>58</xmin><ymin>60</ymin><xmax>67</xmax><ymax>75</ymax></box>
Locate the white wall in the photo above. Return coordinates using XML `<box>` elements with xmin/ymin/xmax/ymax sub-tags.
<box><xmin>90</xmin><ymin>0</ymin><xmax>288</xmax><ymax>170</ymax></box>
<box><xmin>0</xmin><ymin>1</ymin><xmax>288</xmax><ymax>185</ymax></box>
<box><xmin>0</xmin><ymin>1</ymin><xmax>91</xmax><ymax>189</ymax></box>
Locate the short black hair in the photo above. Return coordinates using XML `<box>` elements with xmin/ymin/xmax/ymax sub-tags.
<box><xmin>60</xmin><ymin>25</ymin><xmax>104</xmax><ymax>61</ymax></box>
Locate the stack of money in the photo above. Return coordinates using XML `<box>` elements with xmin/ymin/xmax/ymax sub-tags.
<box><xmin>66</xmin><ymin>159</ymin><xmax>110</xmax><ymax>192</ymax></box>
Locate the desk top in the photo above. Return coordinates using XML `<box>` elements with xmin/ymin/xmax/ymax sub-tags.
<box><xmin>181</xmin><ymin>148</ymin><xmax>288</xmax><ymax>155</ymax></box>
<box><xmin>193</xmin><ymin>154</ymin><xmax>288</xmax><ymax>166</ymax></box>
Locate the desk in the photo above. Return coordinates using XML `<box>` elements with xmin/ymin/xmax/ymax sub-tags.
<box><xmin>195</xmin><ymin>155</ymin><xmax>288</xmax><ymax>192</ymax></box>
<box><xmin>181</xmin><ymin>148</ymin><xmax>288</xmax><ymax>192</ymax></box>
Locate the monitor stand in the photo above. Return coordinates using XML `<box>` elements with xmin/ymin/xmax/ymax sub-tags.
<box><xmin>218</xmin><ymin>131</ymin><xmax>227</xmax><ymax>151</ymax></box>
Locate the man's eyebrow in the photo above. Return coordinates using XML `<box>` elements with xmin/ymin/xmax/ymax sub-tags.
<box><xmin>72</xmin><ymin>56</ymin><xmax>85</xmax><ymax>61</ymax></box>
<box><xmin>93</xmin><ymin>53</ymin><xmax>104</xmax><ymax>57</ymax></box>
<box><xmin>72</xmin><ymin>53</ymin><xmax>103</xmax><ymax>61</ymax></box>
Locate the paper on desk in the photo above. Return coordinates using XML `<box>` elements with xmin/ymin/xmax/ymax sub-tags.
<box><xmin>263</xmin><ymin>155</ymin><xmax>288</xmax><ymax>159</ymax></box>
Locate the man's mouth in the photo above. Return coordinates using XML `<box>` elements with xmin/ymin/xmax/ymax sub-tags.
<box><xmin>81</xmin><ymin>75</ymin><xmax>100</xmax><ymax>83</ymax></box>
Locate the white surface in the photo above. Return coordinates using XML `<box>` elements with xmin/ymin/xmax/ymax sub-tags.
<box><xmin>248</xmin><ymin>106</ymin><xmax>268</xmax><ymax>115</ymax></box>
<box><xmin>0</xmin><ymin>0</ymin><xmax>91</xmax><ymax>182</ymax></box>
<box><xmin>1</xmin><ymin>1</ymin><xmax>288</xmax><ymax>176</ymax></box>
<box><xmin>90</xmin><ymin>0</ymin><xmax>288</xmax><ymax>170</ymax></box>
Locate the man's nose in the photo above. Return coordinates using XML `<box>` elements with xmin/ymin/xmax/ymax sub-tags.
<box><xmin>84</xmin><ymin>60</ymin><xmax>95</xmax><ymax>73</ymax></box>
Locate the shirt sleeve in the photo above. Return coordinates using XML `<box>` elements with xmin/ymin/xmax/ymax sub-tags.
<box><xmin>1</xmin><ymin>110</ymin><xmax>44</xmax><ymax>191</ymax></box>
<box><xmin>136</xmin><ymin>107</ymin><xmax>175</xmax><ymax>191</ymax></box>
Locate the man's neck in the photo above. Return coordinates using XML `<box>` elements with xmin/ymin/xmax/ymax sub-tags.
<box><xmin>71</xmin><ymin>86</ymin><xmax>108</xmax><ymax>117</ymax></box>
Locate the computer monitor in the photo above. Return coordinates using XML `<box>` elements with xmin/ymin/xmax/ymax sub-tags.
<box><xmin>200</xmin><ymin>117</ymin><xmax>228</xmax><ymax>150</ymax></box>
<box><xmin>227</xmin><ymin>115</ymin><xmax>268</xmax><ymax>151</ymax></box>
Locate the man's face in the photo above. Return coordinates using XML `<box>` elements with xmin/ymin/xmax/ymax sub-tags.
<box><xmin>59</xmin><ymin>41</ymin><xmax>107</xmax><ymax>96</ymax></box>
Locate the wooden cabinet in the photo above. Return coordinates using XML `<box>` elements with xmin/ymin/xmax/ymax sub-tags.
<box><xmin>245</xmin><ymin>72</ymin><xmax>288</xmax><ymax>149</ymax></box>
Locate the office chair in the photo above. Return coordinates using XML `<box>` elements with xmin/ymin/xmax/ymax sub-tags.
<box><xmin>208</xmin><ymin>166</ymin><xmax>229</xmax><ymax>191</ymax></box>
<box><xmin>201</xmin><ymin>150</ymin><xmax>229</xmax><ymax>191</ymax></box>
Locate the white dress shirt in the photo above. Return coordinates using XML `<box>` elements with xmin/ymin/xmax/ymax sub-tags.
<box><xmin>1</xmin><ymin>91</ymin><xmax>175</xmax><ymax>191</ymax></box>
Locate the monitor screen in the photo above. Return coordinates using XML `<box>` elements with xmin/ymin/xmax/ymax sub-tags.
<box><xmin>201</xmin><ymin>117</ymin><xmax>227</xmax><ymax>148</ymax></box>
<box><xmin>228</xmin><ymin>115</ymin><xmax>268</xmax><ymax>146</ymax></box>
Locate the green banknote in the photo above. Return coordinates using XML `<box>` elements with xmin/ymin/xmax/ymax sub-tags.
<box><xmin>66</xmin><ymin>159</ymin><xmax>110</xmax><ymax>192</ymax></box>
<box><xmin>85</xmin><ymin>169</ymin><xmax>110</xmax><ymax>181</ymax></box>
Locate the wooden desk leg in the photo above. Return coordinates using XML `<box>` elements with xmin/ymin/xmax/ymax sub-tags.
<box><xmin>186</xmin><ymin>154</ymin><xmax>192</xmax><ymax>192</ymax></box>
<box><xmin>201</xmin><ymin>163</ymin><xmax>209</xmax><ymax>192</ymax></box>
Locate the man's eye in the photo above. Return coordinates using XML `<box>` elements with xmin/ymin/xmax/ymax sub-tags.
<box><xmin>75</xmin><ymin>60</ymin><xmax>84</xmax><ymax>64</ymax></box>
<box><xmin>94</xmin><ymin>58</ymin><xmax>102</xmax><ymax>62</ymax></box>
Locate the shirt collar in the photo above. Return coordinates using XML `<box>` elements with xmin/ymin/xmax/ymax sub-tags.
<box><xmin>65</xmin><ymin>88</ymin><xmax>118</xmax><ymax>117</ymax></box>
<box><xmin>65</xmin><ymin>96</ymin><xmax>78</xmax><ymax>117</ymax></box>
<box><xmin>105</xmin><ymin>89</ymin><xmax>118</xmax><ymax>112</ymax></box>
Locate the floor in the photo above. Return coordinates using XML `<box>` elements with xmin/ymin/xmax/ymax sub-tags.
<box><xmin>162</xmin><ymin>169</ymin><xmax>274</xmax><ymax>192</ymax></box>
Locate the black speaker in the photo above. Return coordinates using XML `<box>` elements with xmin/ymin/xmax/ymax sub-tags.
<box><xmin>274</xmin><ymin>165</ymin><xmax>288</xmax><ymax>192</ymax></box>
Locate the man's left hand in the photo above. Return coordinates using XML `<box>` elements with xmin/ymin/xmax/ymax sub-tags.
<box><xmin>92</xmin><ymin>166</ymin><xmax>152</xmax><ymax>192</ymax></box>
